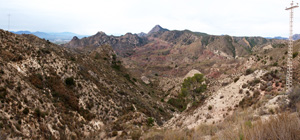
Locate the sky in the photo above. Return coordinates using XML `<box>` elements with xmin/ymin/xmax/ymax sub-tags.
<box><xmin>0</xmin><ymin>0</ymin><xmax>300</xmax><ymax>37</ymax></box>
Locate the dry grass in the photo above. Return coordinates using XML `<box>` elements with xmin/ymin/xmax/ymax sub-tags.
<box><xmin>217</xmin><ymin>111</ymin><xmax>300</xmax><ymax>140</ymax></box>
<box><xmin>143</xmin><ymin>108</ymin><xmax>300</xmax><ymax>140</ymax></box>
<box><xmin>142</xmin><ymin>129</ymin><xmax>192</xmax><ymax>140</ymax></box>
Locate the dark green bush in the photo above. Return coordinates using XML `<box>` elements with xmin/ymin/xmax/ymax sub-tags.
<box><xmin>234</xmin><ymin>77</ymin><xmax>240</xmax><ymax>83</ymax></box>
<box><xmin>111</xmin><ymin>64</ymin><xmax>120</xmax><ymax>71</ymax></box>
<box><xmin>0</xmin><ymin>88</ymin><xmax>7</xmax><ymax>99</ymax></box>
<box><xmin>147</xmin><ymin>117</ymin><xmax>154</xmax><ymax>126</ymax></box>
<box><xmin>23</xmin><ymin>108</ymin><xmax>29</xmax><ymax>115</ymax></box>
<box><xmin>124</xmin><ymin>74</ymin><xmax>131</xmax><ymax>81</ymax></box>
<box><xmin>170</xmin><ymin>73</ymin><xmax>207</xmax><ymax>111</ymax></box>
<box><xmin>94</xmin><ymin>52</ymin><xmax>100</xmax><ymax>59</ymax></box>
<box><xmin>167</xmin><ymin>98</ymin><xmax>186</xmax><ymax>112</ymax></box>
<box><xmin>293</xmin><ymin>52</ymin><xmax>298</xmax><ymax>58</ymax></box>
<box><xmin>65</xmin><ymin>77</ymin><xmax>75</xmax><ymax>86</ymax></box>
<box><xmin>34</xmin><ymin>108</ymin><xmax>42</xmax><ymax>118</ymax></box>
<box><xmin>245</xmin><ymin>69</ymin><xmax>254</xmax><ymax>75</ymax></box>
<box><xmin>70</xmin><ymin>57</ymin><xmax>76</xmax><ymax>61</ymax></box>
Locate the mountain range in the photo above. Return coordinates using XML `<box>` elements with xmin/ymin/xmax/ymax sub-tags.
<box><xmin>12</xmin><ymin>31</ymin><xmax>87</xmax><ymax>44</ymax></box>
<box><xmin>266</xmin><ymin>34</ymin><xmax>300</xmax><ymax>40</ymax></box>
<box><xmin>1</xmin><ymin>25</ymin><xmax>300</xmax><ymax>139</ymax></box>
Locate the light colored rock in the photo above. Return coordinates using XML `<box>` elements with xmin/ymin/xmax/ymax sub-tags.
<box><xmin>263</xmin><ymin>44</ymin><xmax>273</xmax><ymax>50</ymax></box>
<box><xmin>141</xmin><ymin>76</ymin><xmax>150</xmax><ymax>84</ymax></box>
<box><xmin>183</xmin><ymin>69</ymin><xmax>201</xmax><ymax>80</ymax></box>
<box><xmin>164</xmin><ymin>70</ymin><xmax>267</xmax><ymax>129</ymax></box>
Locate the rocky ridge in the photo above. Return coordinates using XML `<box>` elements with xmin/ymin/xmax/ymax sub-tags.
<box><xmin>0</xmin><ymin>29</ymin><xmax>174</xmax><ymax>139</ymax></box>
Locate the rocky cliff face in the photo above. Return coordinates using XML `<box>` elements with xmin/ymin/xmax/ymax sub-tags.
<box><xmin>147</xmin><ymin>25</ymin><xmax>169</xmax><ymax>35</ymax></box>
<box><xmin>64</xmin><ymin>26</ymin><xmax>284</xmax><ymax>80</ymax></box>
<box><xmin>0</xmin><ymin>30</ymin><xmax>174</xmax><ymax>139</ymax></box>
<box><xmin>63</xmin><ymin>26</ymin><xmax>286</xmax><ymax>114</ymax></box>
<box><xmin>64</xmin><ymin>32</ymin><xmax>147</xmax><ymax>57</ymax></box>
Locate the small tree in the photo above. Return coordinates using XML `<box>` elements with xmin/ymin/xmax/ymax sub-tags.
<box><xmin>23</xmin><ymin>108</ymin><xmax>29</xmax><ymax>115</ymax></box>
<box><xmin>147</xmin><ymin>117</ymin><xmax>154</xmax><ymax>126</ymax></box>
<box><xmin>169</xmin><ymin>73</ymin><xmax>207</xmax><ymax>111</ymax></box>
<box><xmin>245</xmin><ymin>69</ymin><xmax>254</xmax><ymax>75</ymax></box>
<box><xmin>65</xmin><ymin>77</ymin><xmax>75</xmax><ymax>86</ymax></box>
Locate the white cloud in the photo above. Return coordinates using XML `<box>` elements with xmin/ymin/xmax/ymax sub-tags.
<box><xmin>0</xmin><ymin>0</ymin><xmax>299</xmax><ymax>37</ymax></box>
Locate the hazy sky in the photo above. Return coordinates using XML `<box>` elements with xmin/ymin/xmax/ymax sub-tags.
<box><xmin>0</xmin><ymin>0</ymin><xmax>300</xmax><ymax>37</ymax></box>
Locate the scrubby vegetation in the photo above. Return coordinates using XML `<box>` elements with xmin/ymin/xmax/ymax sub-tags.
<box><xmin>245</xmin><ymin>69</ymin><xmax>254</xmax><ymax>75</ymax></box>
<box><xmin>293</xmin><ymin>52</ymin><xmax>298</xmax><ymax>58</ymax></box>
<box><xmin>168</xmin><ymin>74</ymin><xmax>207</xmax><ymax>111</ymax></box>
<box><xmin>288</xmin><ymin>87</ymin><xmax>300</xmax><ymax>111</ymax></box>
<box><xmin>65</xmin><ymin>77</ymin><xmax>75</xmax><ymax>86</ymax></box>
<box><xmin>143</xmin><ymin>110</ymin><xmax>300</xmax><ymax>140</ymax></box>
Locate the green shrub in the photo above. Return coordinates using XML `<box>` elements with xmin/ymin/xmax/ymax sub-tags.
<box><xmin>124</xmin><ymin>74</ymin><xmax>131</xmax><ymax>81</ymax></box>
<box><xmin>242</xmin><ymin>84</ymin><xmax>248</xmax><ymax>89</ymax></box>
<box><xmin>234</xmin><ymin>77</ymin><xmax>240</xmax><ymax>83</ymax></box>
<box><xmin>245</xmin><ymin>69</ymin><xmax>254</xmax><ymax>75</ymax></box>
<box><xmin>94</xmin><ymin>52</ymin><xmax>100</xmax><ymax>59</ymax></box>
<box><xmin>132</xmin><ymin>78</ymin><xmax>137</xmax><ymax>82</ymax></box>
<box><xmin>194</xmin><ymin>85</ymin><xmax>207</xmax><ymax>93</ymax></box>
<box><xmin>208</xmin><ymin>105</ymin><xmax>213</xmax><ymax>110</ymax></box>
<box><xmin>70</xmin><ymin>57</ymin><xmax>76</xmax><ymax>61</ymax></box>
<box><xmin>23</xmin><ymin>108</ymin><xmax>29</xmax><ymax>115</ymax></box>
<box><xmin>180</xmin><ymin>88</ymin><xmax>188</xmax><ymax>97</ymax></box>
<box><xmin>269</xmin><ymin>108</ymin><xmax>275</xmax><ymax>114</ymax></box>
<box><xmin>0</xmin><ymin>88</ymin><xmax>7</xmax><ymax>99</ymax></box>
<box><xmin>272</xmin><ymin>62</ymin><xmax>278</xmax><ymax>66</ymax></box>
<box><xmin>171</xmin><ymin>73</ymin><xmax>207</xmax><ymax>111</ymax></box>
<box><xmin>293</xmin><ymin>52</ymin><xmax>298</xmax><ymax>58</ymax></box>
<box><xmin>65</xmin><ymin>77</ymin><xmax>75</xmax><ymax>86</ymax></box>
<box><xmin>167</xmin><ymin>98</ymin><xmax>186</xmax><ymax>112</ymax></box>
<box><xmin>111</xmin><ymin>54</ymin><xmax>121</xmax><ymax>71</ymax></box>
<box><xmin>34</xmin><ymin>108</ymin><xmax>42</xmax><ymax>118</ymax></box>
<box><xmin>111</xmin><ymin>64</ymin><xmax>120</xmax><ymax>71</ymax></box>
<box><xmin>147</xmin><ymin>117</ymin><xmax>154</xmax><ymax>126</ymax></box>
<box><xmin>112</xmin><ymin>131</ymin><xmax>118</xmax><ymax>137</ymax></box>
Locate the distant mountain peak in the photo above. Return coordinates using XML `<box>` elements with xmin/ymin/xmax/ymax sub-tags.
<box><xmin>72</xmin><ymin>36</ymin><xmax>79</xmax><ymax>41</ymax></box>
<box><xmin>137</xmin><ymin>32</ymin><xmax>147</xmax><ymax>37</ymax></box>
<box><xmin>148</xmin><ymin>25</ymin><xmax>169</xmax><ymax>35</ymax></box>
<box><xmin>154</xmin><ymin>24</ymin><xmax>163</xmax><ymax>29</ymax></box>
<box><xmin>95</xmin><ymin>31</ymin><xmax>106</xmax><ymax>36</ymax></box>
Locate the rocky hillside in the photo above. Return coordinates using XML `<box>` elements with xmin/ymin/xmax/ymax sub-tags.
<box><xmin>0</xmin><ymin>29</ymin><xmax>175</xmax><ymax>139</ymax></box>
<box><xmin>64</xmin><ymin>25</ymin><xmax>284</xmax><ymax>78</ymax></box>
<box><xmin>142</xmin><ymin>39</ymin><xmax>300</xmax><ymax>140</ymax></box>
<box><xmin>64</xmin><ymin>32</ymin><xmax>147</xmax><ymax>57</ymax></box>
<box><xmin>2</xmin><ymin>24</ymin><xmax>300</xmax><ymax>140</ymax></box>
<box><xmin>63</xmin><ymin>25</ymin><xmax>288</xmax><ymax>117</ymax></box>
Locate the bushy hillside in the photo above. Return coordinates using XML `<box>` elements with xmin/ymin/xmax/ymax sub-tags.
<box><xmin>0</xmin><ymin>30</ymin><xmax>174</xmax><ymax>139</ymax></box>
<box><xmin>1</xmin><ymin>24</ymin><xmax>300</xmax><ymax>140</ymax></box>
<box><xmin>142</xmin><ymin>38</ymin><xmax>300</xmax><ymax>140</ymax></box>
